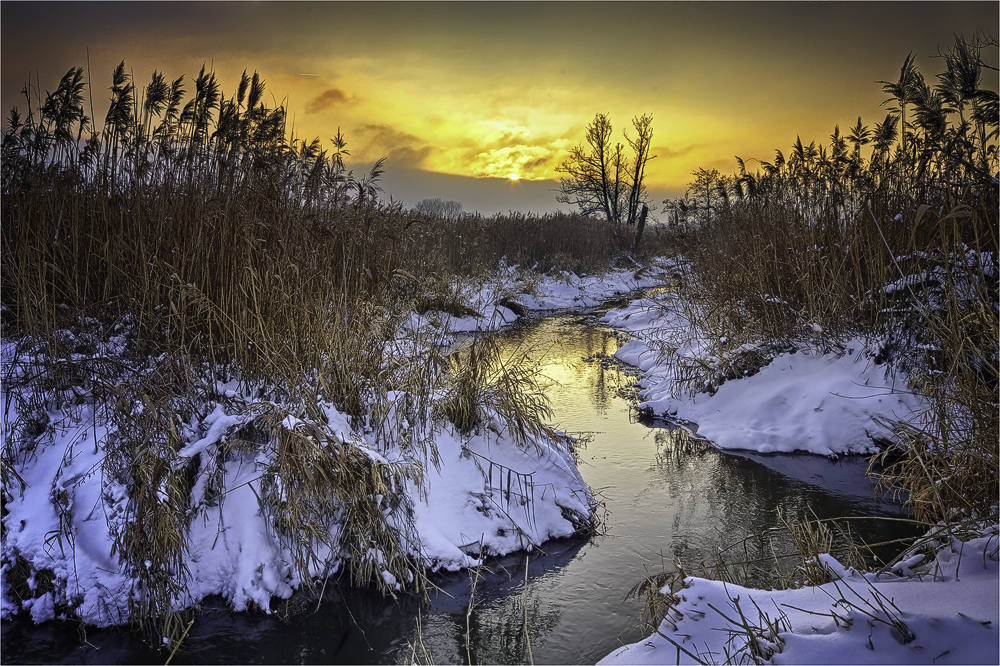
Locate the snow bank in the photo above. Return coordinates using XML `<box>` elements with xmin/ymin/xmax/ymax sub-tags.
<box><xmin>517</xmin><ymin>267</ymin><xmax>662</xmax><ymax>310</ymax></box>
<box><xmin>406</xmin><ymin>262</ymin><xmax>674</xmax><ymax>345</ymax></box>
<box><xmin>1</xmin><ymin>379</ymin><xmax>592</xmax><ymax>627</ymax></box>
<box><xmin>601</xmin><ymin>294</ymin><xmax>928</xmax><ymax>457</ymax></box>
<box><xmin>1</xmin><ymin>303</ymin><xmax>594</xmax><ymax>629</ymax></box>
<box><xmin>601</xmin><ymin>526</ymin><xmax>999</xmax><ymax>665</ymax></box>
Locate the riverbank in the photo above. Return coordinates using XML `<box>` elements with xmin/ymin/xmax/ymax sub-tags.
<box><xmin>601</xmin><ymin>282</ymin><xmax>929</xmax><ymax>457</ymax></box>
<box><xmin>596</xmin><ymin>275</ymin><xmax>999</xmax><ymax>665</ymax></box>
<box><xmin>600</xmin><ymin>522</ymin><xmax>998</xmax><ymax>665</ymax></box>
<box><xmin>0</xmin><ymin>263</ymin><xmax>668</xmax><ymax>640</ymax></box>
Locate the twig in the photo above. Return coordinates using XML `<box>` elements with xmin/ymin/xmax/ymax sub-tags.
<box><xmin>654</xmin><ymin>629</ymin><xmax>708</xmax><ymax>665</ymax></box>
<box><xmin>523</xmin><ymin>554</ymin><xmax>533</xmax><ymax>665</ymax></box>
<box><xmin>164</xmin><ymin>617</ymin><xmax>194</xmax><ymax>666</ymax></box>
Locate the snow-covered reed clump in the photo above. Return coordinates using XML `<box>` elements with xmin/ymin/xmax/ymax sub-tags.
<box><xmin>602</xmin><ymin>521</ymin><xmax>999</xmax><ymax>665</ymax></box>
<box><xmin>0</xmin><ymin>311</ymin><xmax>596</xmax><ymax>638</ymax></box>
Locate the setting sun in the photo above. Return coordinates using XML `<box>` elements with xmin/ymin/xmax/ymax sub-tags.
<box><xmin>508</xmin><ymin>173</ymin><xmax>520</xmax><ymax>181</ymax></box>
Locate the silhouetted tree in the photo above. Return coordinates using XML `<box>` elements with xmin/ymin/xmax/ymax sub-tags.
<box><xmin>414</xmin><ymin>198</ymin><xmax>463</xmax><ymax>220</ymax></box>
<box><xmin>556</xmin><ymin>112</ymin><xmax>655</xmax><ymax>224</ymax></box>
<box><xmin>688</xmin><ymin>167</ymin><xmax>722</xmax><ymax>225</ymax></box>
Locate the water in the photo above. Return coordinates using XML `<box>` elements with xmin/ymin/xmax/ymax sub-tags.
<box><xmin>1</xmin><ymin>312</ymin><xmax>919</xmax><ymax>664</ymax></box>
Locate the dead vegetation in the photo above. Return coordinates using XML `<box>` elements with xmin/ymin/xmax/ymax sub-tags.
<box><xmin>655</xmin><ymin>34</ymin><xmax>997</xmax><ymax>523</ymax></box>
<box><xmin>0</xmin><ymin>60</ymin><xmax>611</xmax><ymax>643</ymax></box>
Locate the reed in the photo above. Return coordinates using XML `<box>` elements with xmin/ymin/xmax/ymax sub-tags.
<box><xmin>658</xmin><ymin>33</ymin><xmax>998</xmax><ymax>523</ymax></box>
<box><xmin>404</xmin><ymin>209</ymin><xmax>675</xmax><ymax>279</ymax></box>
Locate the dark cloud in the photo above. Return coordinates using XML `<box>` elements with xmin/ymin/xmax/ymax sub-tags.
<box><xmin>386</xmin><ymin>145</ymin><xmax>434</xmax><ymax>168</ymax></box>
<box><xmin>357</xmin><ymin>123</ymin><xmax>415</xmax><ymax>142</ymax></box>
<box><xmin>306</xmin><ymin>88</ymin><xmax>354</xmax><ymax>114</ymax></box>
<box><xmin>655</xmin><ymin>144</ymin><xmax>699</xmax><ymax>160</ymax></box>
<box><xmin>355</xmin><ymin>123</ymin><xmax>432</xmax><ymax>167</ymax></box>
<box><xmin>522</xmin><ymin>155</ymin><xmax>554</xmax><ymax>171</ymax></box>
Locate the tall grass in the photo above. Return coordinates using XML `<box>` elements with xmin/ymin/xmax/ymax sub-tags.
<box><xmin>663</xmin><ymin>33</ymin><xmax>998</xmax><ymax>523</ymax></box>
<box><xmin>406</xmin><ymin>209</ymin><xmax>674</xmax><ymax>278</ymax></box>
<box><xmin>0</xmin><ymin>60</ymin><xmax>617</xmax><ymax>640</ymax></box>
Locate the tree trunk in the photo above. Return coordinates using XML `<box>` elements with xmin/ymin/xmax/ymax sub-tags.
<box><xmin>630</xmin><ymin>203</ymin><xmax>648</xmax><ymax>254</ymax></box>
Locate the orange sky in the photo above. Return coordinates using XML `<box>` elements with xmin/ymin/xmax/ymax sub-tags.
<box><xmin>2</xmin><ymin>1</ymin><xmax>997</xmax><ymax>215</ymax></box>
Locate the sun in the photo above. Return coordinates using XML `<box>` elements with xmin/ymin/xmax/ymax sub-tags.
<box><xmin>508</xmin><ymin>173</ymin><xmax>520</xmax><ymax>181</ymax></box>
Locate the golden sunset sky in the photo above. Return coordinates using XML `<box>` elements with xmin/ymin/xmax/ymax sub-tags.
<box><xmin>2</xmin><ymin>1</ymin><xmax>997</xmax><ymax>214</ymax></box>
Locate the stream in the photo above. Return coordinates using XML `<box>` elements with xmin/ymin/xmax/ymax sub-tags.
<box><xmin>1</xmin><ymin>310</ymin><xmax>920</xmax><ymax>664</ymax></box>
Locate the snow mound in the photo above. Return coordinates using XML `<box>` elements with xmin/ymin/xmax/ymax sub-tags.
<box><xmin>601</xmin><ymin>526</ymin><xmax>999</xmax><ymax>665</ymax></box>
<box><xmin>602</xmin><ymin>296</ymin><xmax>928</xmax><ymax>457</ymax></box>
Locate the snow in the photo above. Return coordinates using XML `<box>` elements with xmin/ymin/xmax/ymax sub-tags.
<box><xmin>601</xmin><ymin>293</ymin><xmax>928</xmax><ymax>457</ymax></box>
<box><xmin>401</xmin><ymin>262</ymin><xmax>668</xmax><ymax>345</ymax></box>
<box><xmin>517</xmin><ymin>266</ymin><xmax>664</xmax><ymax>311</ymax></box>
<box><xmin>600</xmin><ymin>527</ymin><xmax>999</xmax><ymax>665</ymax></box>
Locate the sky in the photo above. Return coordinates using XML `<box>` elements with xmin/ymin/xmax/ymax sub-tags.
<box><xmin>2</xmin><ymin>1</ymin><xmax>997</xmax><ymax>215</ymax></box>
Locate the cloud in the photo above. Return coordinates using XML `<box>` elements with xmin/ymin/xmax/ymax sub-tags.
<box><xmin>386</xmin><ymin>145</ymin><xmax>434</xmax><ymax>168</ymax></box>
<box><xmin>354</xmin><ymin>123</ymin><xmax>433</xmax><ymax>167</ymax></box>
<box><xmin>467</xmin><ymin>144</ymin><xmax>558</xmax><ymax>179</ymax></box>
<box><xmin>654</xmin><ymin>144</ymin><xmax>699</xmax><ymax>160</ymax></box>
<box><xmin>306</xmin><ymin>88</ymin><xmax>355</xmax><ymax>113</ymax></box>
<box><xmin>478</xmin><ymin>121</ymin><xmax>532</xmax><ymax>146</ymax></box>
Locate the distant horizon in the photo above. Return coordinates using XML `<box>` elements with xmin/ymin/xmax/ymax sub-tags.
<box><xmin>376</xmin><ymin>165</ymin><xmax>682</xmax><ymax>218</ymax></box>
<box><xmin>3</xmin><ymin>1</ymin><xmax>997</xmax><ymax>215</ymax></box>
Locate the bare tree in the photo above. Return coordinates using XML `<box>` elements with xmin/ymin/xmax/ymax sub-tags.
<box><xmin>556</xmin><ymin>112</ymin><xmax>655</xmax><ymax>224</ymax></box>
<box><xmin>624</xmin><ymin>114</ymin><xmax>654</xmax><ymax>226</ymax></box>
<box><xmin>689</xmin><ymin>167</ymin><xmax>722</xmax><ymax>225</ymax></box>
<box><xmin>414</xmin><ymin>198</ymin><xmax>463</xmax><ymax>220</ymax></box>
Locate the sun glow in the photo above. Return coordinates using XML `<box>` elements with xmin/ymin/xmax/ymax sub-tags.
<box><xmin>508</xmin><ymin>173</ymin><xmax>520</xmax><ymax>181</ymax></box>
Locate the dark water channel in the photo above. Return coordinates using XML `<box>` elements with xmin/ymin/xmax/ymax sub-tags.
<box><xmin>1</xmin><ymin>312</ymin><xmax>920</xmax><ymax>665</ymax></box>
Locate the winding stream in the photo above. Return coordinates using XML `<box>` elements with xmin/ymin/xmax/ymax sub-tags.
<box><xmin>1</xmin><ymin>311</ymin><xmax>919</xmax><ymax>664</ymax></box>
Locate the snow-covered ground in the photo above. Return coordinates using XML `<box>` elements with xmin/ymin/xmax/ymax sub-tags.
<box><xmin>601</xmin><ymin>290</ymin><xmax>927</xmax><ymax>457</ymax></box>
<box><xmin>597</xmin><ymin>275</ymin><xmax>999</xmax><ymax>665</ymax></box>
<box><xmin>600</xmin><ymin>526</ymin><xmax>999</xmax><ymax>665</ymax></box>
<box><xmin>402</xmin><ymin>261</ymin><xmax>669</xmax><ymax>341</ymax></box>
<box><xmin>0</xmin><ymin>359</ymin><xmax>598</xmax><ymax>627</ymax></box>
<box><xmin>0</xmin><ymin>264</ymin><xmax>663</xmax><ymax>631</ymax></box>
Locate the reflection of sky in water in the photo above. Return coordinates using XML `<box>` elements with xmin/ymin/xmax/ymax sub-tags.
<box><xmin>502</xmin><ymin>314</ymin><xmax>632</xmax><ymax>425</ymax></box>
<box><xmin>1</xmin><ymin>314</ymin><xmax>921</xmax><ymax>666</ymax></box>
